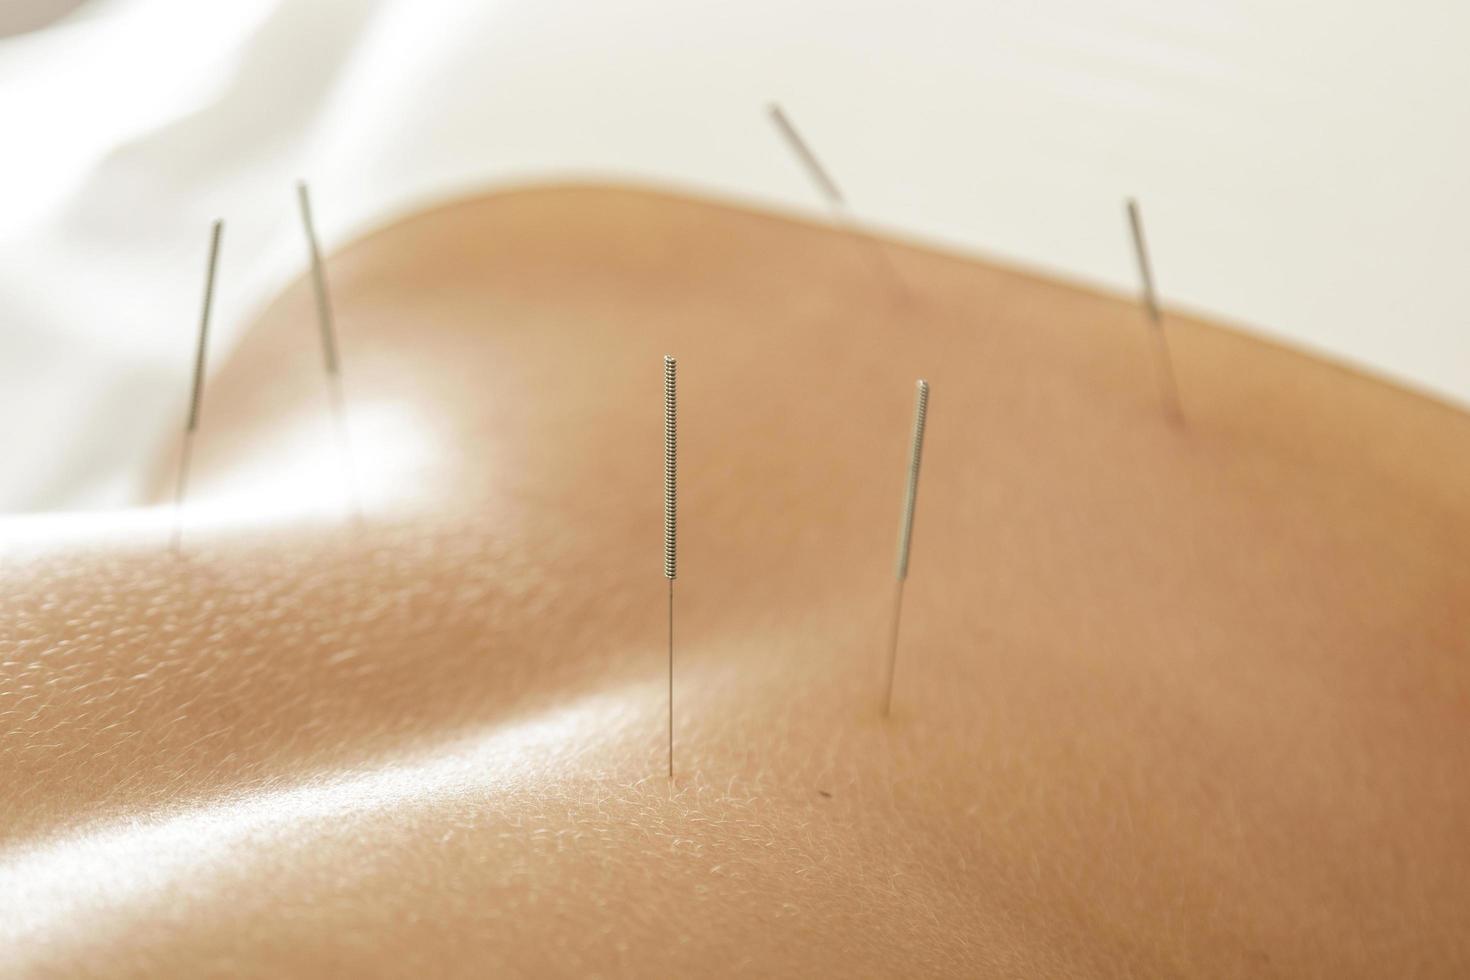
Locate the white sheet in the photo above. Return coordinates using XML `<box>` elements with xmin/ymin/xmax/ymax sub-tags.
<box><xmin>2</xmin><ymin>0</ymin><xmax>1467</xmax><ymax>511</ymax></box>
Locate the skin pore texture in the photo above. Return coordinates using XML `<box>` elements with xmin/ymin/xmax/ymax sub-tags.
<box><xmin>2</xmin><ymin>184</ymin><xmax>1469</xmax><ymax>978</ymax></box>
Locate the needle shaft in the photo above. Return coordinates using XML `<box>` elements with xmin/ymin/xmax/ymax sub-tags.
<box><xmin>883</xmin><ymin>379</ymin><xmax>929</xmax><ymax>716</ymax></box>
<box><xmin>1126</xmin><ymin>199</ymin><xmax>1184</xmax><ymax>424</ymax></box>
<box><xmin>767</xmin><ymin>102</ymin><xmax>907</xmax><ymax>298</ymax></box>
<box><xmin>172</xmin><ymin>219</ymin><xmax>223</xmax><ymax>553</ymax></box>
<box><xmin>298</xmin><ymin>181</ymin><xmax>364</xmax><ymax>522</ymax></box>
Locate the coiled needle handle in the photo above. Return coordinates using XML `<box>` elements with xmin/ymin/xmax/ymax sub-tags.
<box><xmin>663</xmin><ymin>355</ymin><xmax>677</xmax><ymax>779</ymax></box>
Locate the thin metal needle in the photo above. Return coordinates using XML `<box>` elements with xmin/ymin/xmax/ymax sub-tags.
<box><xmin>767</xmin><ymin>102</ymin><xmax>907</xmax><ymax>299</ymax></box>
<box><xmin>171</xmin><ymin>219</ymin><xmax>223</xmax><ymax>554</ymax></box>
<box><xmin>663</xmin><ymin>354</ymin><xmax>678</xmax><ymax>780</ymax></box>
<box><xmin>1125</xmin><ymin>198</ymin><xmax>1184</xmax><ymax>425</ymax></box>
<box><xmin>767</xmin><ymin>102</ymin><xmax>846</xmax><ymax>209</ymax></box>
<box><xmin>297</xmin><ymin>180</ymin><xmax>364</xmax><ymax>523</ymax></box>
<box><xmin>883</xmin><ymin>379</ymin><xmax>929</xmax><ymax>717</ymax></box>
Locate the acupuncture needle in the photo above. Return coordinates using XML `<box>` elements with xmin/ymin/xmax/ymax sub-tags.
<box><xmin>767</xmin><ymin>102</ymin><xmax>908</xmax><ymax>299</ymax></box>
<box><xmin>883</xmin><ymin>379</ymin><xmax>930</xmax><ymax>717</ymax></box>
<box><xmin>1125</xmin><ymin>198</ymin><xmax>1184</xmax><ymax>425</ymax></box>
<box><xmin>171</xmin><ymin>219</ymin><xmax>222</xmax><ymax>554</ymax></box>
<box><xmin>663</xmin><ymin>354</ymin><xmax>678</xmax><ymax>780</ymax></box>
<box><xmin>297</xmin><ymin>180</ymin><xmax>364</xmax><ymax>523</ymax></box>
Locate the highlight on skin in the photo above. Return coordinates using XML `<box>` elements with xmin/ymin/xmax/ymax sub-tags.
<box><xmin>2</xmin><ymin>183</ymin><xmax>1469</xmax><ymax>977</ymax></box>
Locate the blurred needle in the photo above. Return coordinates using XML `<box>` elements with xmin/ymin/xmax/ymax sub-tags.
<box><xmin>1125</xmin><ymin>198</ymin><xmax>1184</xmax><ymax>425</ymax></box>
<box><xmin>171</xmin><ymin>219</ymin><xmax>222</xmax><ymax>554</ymax></box>
<box><xmin>663</xmin><ymin>354</ymin><xmax>678</xmax><ymax>780</ymax></box>
<box><xmin>767</xmin><ymin>102</ymin><xmax>908</xmax><ymax>300</ymax></box>
<box><xmin>298</xmin><ymin>180</ymin><xmax>364</xmax><ymax>523</ymax></box>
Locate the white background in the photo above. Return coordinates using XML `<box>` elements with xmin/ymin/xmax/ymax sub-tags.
<box><xmin>2</xmin><ymin>0</ymin><xmax>1467</xmax><ymax>511</ymax></box>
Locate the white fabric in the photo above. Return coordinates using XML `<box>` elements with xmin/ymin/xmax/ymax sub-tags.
<box><xmin>2</xmin><ymin>0</ymin><xmax>1467</xmax><ymax>511</ymax></box>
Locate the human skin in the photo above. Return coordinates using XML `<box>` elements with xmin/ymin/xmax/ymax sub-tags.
<box><xmin>2</xmin><ymin>184</ymin><xmax>1468</xmax><ymax>977</ymax></box>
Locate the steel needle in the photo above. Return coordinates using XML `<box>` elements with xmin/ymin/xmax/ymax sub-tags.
<box><xmin>883</xmin><ymin>378</ymin><xmax>929</xmax><ymax>716</ymax></box>
<box><xmin>767</xmin><ymin>102</ymin><xmax>907</xmax><ymax>299</ymax></box>
<box><xmin>297</xmin><ymin>180</ymin><xmax>364</xmax><ymax>522</ymax></box>
<box><xmin>1125</xmin><ymin>198</ymin><xmax>1184</xmax><ymax>424</ymax></box>
<box><xmin>171</xmin><ymin>219</ymin><xmax>222</xmax><ymax>554</ymax></box>
<box><xmin>663</xmin><ymin>354</ymin><xmax>678</xmax><ymax>779</ymax></box>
